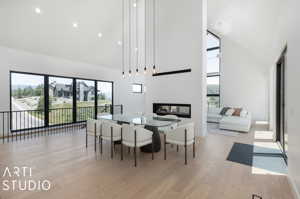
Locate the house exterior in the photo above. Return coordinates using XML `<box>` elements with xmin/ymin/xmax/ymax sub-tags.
<box><xmin>49</xmin><ymin>81</ymin><xmax>94</xmax><ymax>101</ymax></box>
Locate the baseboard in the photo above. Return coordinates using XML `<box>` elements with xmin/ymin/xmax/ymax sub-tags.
<box><xmin>288</xmin><ymin>175</ymin><xmax>300</xmax><ymax>199</ymax></box>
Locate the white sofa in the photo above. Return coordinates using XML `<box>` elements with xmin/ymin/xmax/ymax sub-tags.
<box><xmin>208</xmin><ymin>107</ymin><xmax>252</xmax><ymax>133</ymax></box>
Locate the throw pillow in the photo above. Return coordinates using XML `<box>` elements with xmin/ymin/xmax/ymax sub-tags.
<box><xmin>233</xmin><ymin>108</ymin><xmax>242</xmax><ymax>116</ymax></box>
<box><xmin>220</xmin><ymin>107</ymin><xmax>230</xmax><ymax>115</ymax></box>
<box><xmin>240</xmin><ymin>109</ymin><xmax>248</xmax><ymax>117</ymax></box>
<box><xmin>225</xmin><ymin>108</ymin><xmax>235</xmax><ymax>116</ymax></box>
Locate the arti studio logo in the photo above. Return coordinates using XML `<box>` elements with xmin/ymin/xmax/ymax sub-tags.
<box><xmin>1</xmin><ymin>166</ymin><xmax>51</xmax><ymax>191</ymax></box>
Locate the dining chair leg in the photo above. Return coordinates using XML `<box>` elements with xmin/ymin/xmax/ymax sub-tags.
<box><xmin>85</xmin><ymin>126</ymin><xmax>88</xmax><ymax>148</ymax></box>
<box><xmin>121</xmin><ymin>129</ymin><xmax>123</xmax><ymax>161</ymax></box>
<box><xmin>128</xmin><ymin>147</ymin><xmax>130</xmax><ymax>154</ymax></box>
<box><xmin>152</xmin><ymin>135</ymin><xmax>154</xmax><ymax>160</ymax></box>
<box><xmin>185</xmin><ymin>129</ymin><xmax>187</xmax><ymax>165</ymax></box>
<box><xmin>177</xmin><ymin>145</ymin><xmax>179</xmax><ymax>152</ymax></box>
<box><xmin>134</xmin><ymin>130</ymin><xmax>137</xmax><ymax>167</ymax></box>
<box><xmin>164</xmin><ymin>134</ymin><xmax>167</xmax><ymax>160</ymax></box>
<box><xmin>100</xmin><ymin>137</ymin><xmax>103</xmax><ymax>154</ymax></box>
<box><xmin>94</xmin><ymin>123</ymin><xmax>97</xmax><ymax>153</ymax></box>
<box><xmin>111</xmin><ymin>126</ymin><xmax>113</xmax><ymax>159</ymax></box>
<box><xmin>193</xmin><ymin>137</ymin><xmax>195</xmax><ymax>158</ymax></box>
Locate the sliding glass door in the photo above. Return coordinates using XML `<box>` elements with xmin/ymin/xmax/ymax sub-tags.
<box><xmin>76</xmin><ymin>79</ymin><xmax>95</xmax><ymax>121</ymax></box>
<box><xmin>97</xmin><ymin>81</ymin><xmax>113</xmax><ymax>115</ymax></box>
<box><xmin>276</xmin><ymin>47</ymin><xmax>287</xmax><ymax>159</ymax></box>
<box><xmin>48</xmin><ymin>76</ymin><xmax>73</xmax><ymax>125</ymax></box>
<box><xmin>10</xmin><ymin>73</ymin><xmax>45</xmax><ymax>130</ymax></box>
<box><xmin>10</xmin><ymin>71</ymin><xmax>114</xmax><ymax>131</ymax></box>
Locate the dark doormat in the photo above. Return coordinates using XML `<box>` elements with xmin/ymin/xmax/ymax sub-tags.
<box><xmin>227</xmin><ymin>142</ymin><xmax>254</xmax><ymax>166</ymax></box>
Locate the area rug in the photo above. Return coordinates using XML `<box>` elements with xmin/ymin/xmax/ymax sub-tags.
<box><xmin>227</xmin><ymin>142</ymin><xmax>253</xmax><ymax>166</ymax></box>
<box><xmin>208</xmin><ymin>123</ymin><xmax>240</xmax><ymax>137</ymax></box>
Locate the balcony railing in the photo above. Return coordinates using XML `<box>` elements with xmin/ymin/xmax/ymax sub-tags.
<box><xmin>0</xmin><ymin>105</ymin><xmax>123</xmax><ymax>142</ymax></box>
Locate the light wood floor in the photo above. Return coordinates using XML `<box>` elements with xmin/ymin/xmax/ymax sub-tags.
<box><xmin>0</xmin><ymin>124</ymin><xmax>295</xmax><ymax>199</ymax></box>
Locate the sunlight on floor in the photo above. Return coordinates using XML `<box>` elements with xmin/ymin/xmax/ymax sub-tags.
<box><xmin>252</xmin><ymin>156</ymin><xmax>287</xmax><ymax>176</ymax></box>
<box><xmin>254</xmin><ymin>130</ymin><xmax>274</xmax><ymax>140</ymax></box>
<box><xmin>253</xmin><ymin>142</ymin><xmax>281</xmax><ymax>154</ymax></box>
<box><xmin>255</xmin><ymin>121</ymin><xmax>269</xmax><ymax>125</ymax></box>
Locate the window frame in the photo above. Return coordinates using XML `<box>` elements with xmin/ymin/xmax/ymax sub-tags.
<box><xmin>132</xmin><ymin>83</ymin><xmax>143</xmax><ymax>94</ymax></box>
<box><xmin>9</xmin><ymin>70</ymin><xmax>114</xmax><ymax>130</ymax></box>
<box><xmin>207</xmin><ymin>30</ymin><xmax>221</xmax><ymax>108</ymax></box>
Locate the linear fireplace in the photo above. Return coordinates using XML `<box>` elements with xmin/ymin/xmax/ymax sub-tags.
<box><xmin>153</xmin><ymin>103</ymin><xmax>191</xmax><ymax>118</ymax></box>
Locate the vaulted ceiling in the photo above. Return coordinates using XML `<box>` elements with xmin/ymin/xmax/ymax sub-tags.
<box><xmin>0</xmin><ymin>0</ymin><xmax>287</xmax><ymax>71</ymax></box>
<box><xmin>0</xmin><ymin>0</ymin><xmax>123</xmax><ymax>69</ymax></box>
<box><xmin>208</xmin><ymin>0</ymin><xmax>287</xmax><ymax>67</ymax></box>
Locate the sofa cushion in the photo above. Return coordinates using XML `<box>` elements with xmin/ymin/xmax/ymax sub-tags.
<box><xmin>240</xmin><ymin>109</ymin><xmax>248</xmax><ymax>117</ymax></box>
<box><xmin>220</xmin><ymin>107</ymin><xmax>230</xmax><ymax>115</ymax></box>
<box><xmin>225</xmin><ymin>108</ymin><xmax>235</xmax><ymax>116</ymax></box>
<box><xmin>220</xmin><ymin>116</ymin><xmax>250</xmax><ymax>126</ymax></box>
<box><xmin>232</xmin><ymin>108</ymin><xmax>242</xmax><ymax>116</ymax></box>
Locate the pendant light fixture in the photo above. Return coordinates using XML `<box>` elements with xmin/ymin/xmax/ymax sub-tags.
<box><xmin>152</xmin><ymin>0</ymin><xmax>156</xmax><ymax>74</ymax></box>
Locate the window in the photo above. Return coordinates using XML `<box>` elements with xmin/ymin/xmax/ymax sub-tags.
<box><xmin>11</xmin><ymin>72</ymin><xmax>45</xmax><ymax>130</ymax></box>
<box><xmin>97</xmin><ymin>81</ymin><xmax>113</xmax><ymax>115</ymax></box>
<box><xmin>76</xmin><ymin>79</ymin><xmax>95</xmax><ymax>121</ymax></box>
<box><xmin>10</xmin><ymin>71</ymin><xmax>114</xmax><ymax>130</ymax></box>
<box><xmin>49</xmin><ymin>76</ymin><xmax>73</xmax><ymax>125</ymax></box>
<box><xmin>132</xmin><ymin>84</ymin><xmax>143</xmax><ymax>93</ymax></box>
<box><xmin>207</xmin><ymin>31</ymin><xmax>221</xmax><ymax>108</ymax></box>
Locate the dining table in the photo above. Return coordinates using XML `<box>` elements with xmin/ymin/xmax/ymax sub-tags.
<box><xmin>98</xmin><ymin>114</ymin><xmax>182</xmax><ymax>153</ymax></box>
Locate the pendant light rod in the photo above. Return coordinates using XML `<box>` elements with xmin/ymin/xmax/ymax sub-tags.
<box><xmin>153</xmin><ymin>0</ymin><xmax>156</xmax><ymax>74</ymax></box>
<box><xmin>129</xmin><ymin>0</ymin><xmax>132</xmax><ymax>76</ymax></box>
<box><xmin>122</xmin><ymin>0</ymin><xmax>125</xmax><ymax>77</ymax></box>
<box><xmin>144</xmin><ymin>0</ymin><xmax>147</xmax><ymax>74</ymax></box>
<box><xmin>135</xmin><ymin>0</ymin><xmax>139</xmax><ymax>74</ymax></box>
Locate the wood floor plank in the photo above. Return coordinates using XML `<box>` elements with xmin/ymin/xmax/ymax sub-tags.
<box><xmin>0</xmin><ymin>125</ymin><xmax>295</xmax><ymax>199</ymax></box>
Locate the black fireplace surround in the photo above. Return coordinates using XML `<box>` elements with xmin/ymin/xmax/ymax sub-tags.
<box><xmin>153</xmin><ymin>103</ymin><xmax>191</xmax><ymax>118</ymax></box>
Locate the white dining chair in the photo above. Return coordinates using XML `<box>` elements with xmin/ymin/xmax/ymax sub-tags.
<box><xmin>158</xmin><ymin>114</ymin><xmax>179</xmax><ymax>133</ymax></box>
<box><xmin>164</xmin><ymin>122</ymin><xmax>195</xmax><ymax>165</ymax></box>
<box><xmin>101</xmin><ymin>120</ymin><xmax>122</xmax><ymax>159</ymax></box>
<box><xmin>121</xmin><ymin>124</ymin><xmax>154</xmax><ymax>167</ymax></box>
<box><xmin>86</xmin><ymin>119</ymin><xmax>102</xmax><ymax>152</ymax></box>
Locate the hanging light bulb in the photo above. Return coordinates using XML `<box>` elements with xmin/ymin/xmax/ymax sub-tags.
<box><xmin>136</xmin><ymin>68</ymin><xmax>139</xmax><ymax>75</ymax></box>
<box><xmin>153</xmin><ymin>65</ymin><xmax>156</xmax><ymax>74</ymax></box>
<box><xmin>144</xmin><ymin>66</ymin><xmax>147</xmax><ymax>74</ymax></box>
<box><xmin>122</xmin><ymin>71</ymin><xmax>125</xmax><ymax>78</ymax></box>
<box><xmin>129</xmin><ymin>70</ymin><xmax>132</xmax><ymax>77</ymax></box>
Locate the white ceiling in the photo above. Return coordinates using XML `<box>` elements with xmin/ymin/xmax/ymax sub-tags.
<box><xmin>208</xmin><ymin>0</ymin><xmax>287</xmax><ymax>67</ymax></box>
<box><xmin>0</xmin><ymin>0</ymin><xmax>287</xmax><ymax>70</ymax></box>
<box><xmin>0</xmin><ymin>0</ymin><xmax>123</xmax><ymax>69</ymax></box>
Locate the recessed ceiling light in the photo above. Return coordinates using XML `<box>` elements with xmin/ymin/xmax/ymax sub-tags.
<box><xmin>133</xmin><ymin>3</ymin><xmax>137</xmax><ymax>7</ymax></box>
<box><xmin>98</xmin><ymin>33</ymin><xmax>103</xmax><ymax>38</ymax></box>
<box><xmin>35</xmin><ymin>7</ymin><xmax>42</xmax><ymax>14</ymax></box>
<box><xmin>117</xmin><ymin>41</ymin><xmax>122</xmax><ymax>46</ymax></box>
<box><xmin>72</xmin><ymin>22</ymin><xmax>78</xmax><ymax>28</ymax></box>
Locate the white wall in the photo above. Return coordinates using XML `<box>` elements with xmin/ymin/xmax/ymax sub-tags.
<box><xmin>269</xmin><ymin>65</ymin><xmax>276</xmax><ymax>132</ymax></box>
<box><xmin>145</xmin><ymin>0</ymin><xmax>207</xmax><ymax>136</ymax></box>
<box><xmin>287</xmin><ymin>0</ymin><xmax>300</xmax><ymax>197</ymax></box>
<box><xmin>220</xmin><ymin>36</ymin><xmax>269</xmax><ymax>121</ymax></box>
<box><xmin>0</xmin><ymin>45</ymin><xmax>145</xmax><ymax>116</ymax></box>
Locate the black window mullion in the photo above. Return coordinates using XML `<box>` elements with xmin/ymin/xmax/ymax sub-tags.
<box><xmin>44</xmin><ymin>75</ymin><xmax>49</xmax><ymax>127</ymax></box>
<box><xmin>73</xmin><ymin>79</ymin><xmax>77</xmax><ymax>123</ymax></box>
<box><xmin>95</xmin><ymin>80</ymin><xmax>98</xmax><ymax>119</ymax></box>
<box><xmin>207</xmin><ymin>46</ymin><xmax>220</xmax><ymax>51</ymax></box>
